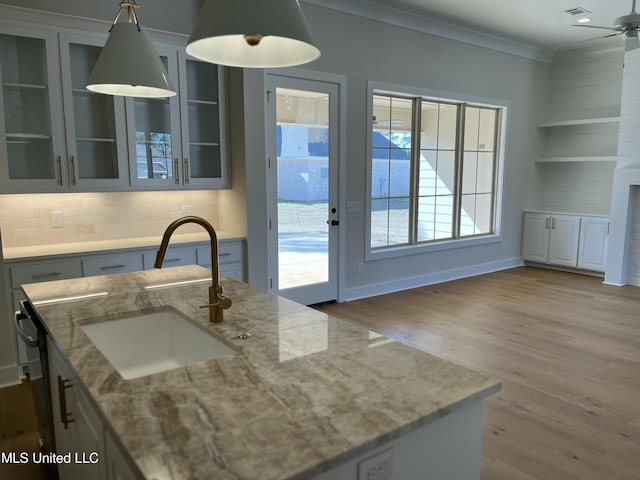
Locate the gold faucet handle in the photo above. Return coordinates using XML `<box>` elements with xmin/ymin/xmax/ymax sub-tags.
<box><xmin>199</xmin><ymin>295</ymin><xmax>232</xmax><ymax>310</ymax></box>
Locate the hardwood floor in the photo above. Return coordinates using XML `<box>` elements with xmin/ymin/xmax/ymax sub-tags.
<box><xmin>0</xmin><ymin>380</ymin><xmax>54</xmax><ymax>480</ymax></box>
<box><xmin>2</xmin><ymin>267</ymin><xmax>637</xmax><ymax>479</ymax></box>
<box><xmin>317</xmin><ymin>267</ymin><xmax>640</xmax><ymax>480</ymax></box>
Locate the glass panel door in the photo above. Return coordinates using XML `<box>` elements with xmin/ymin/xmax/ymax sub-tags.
<box><xmin>0</xmin><ymin>33</ymin><xmax>56</xmax><ymax>181</ymax></box>
<box><xmin>178</xmin><ymin>57</ymin><xmax>228</xmax><ymax>188</ymax></box>
<box><xmin>185</xmin><ymin>60</ymin><xmax>221</xmax><ymax>182</ymax></box>
<box><xmin>67</xmin><ymin>42</ymin><xmax>126</xmax><ymax>184</ymax></box>
<box><xmin>267</xmin><ymin>74</ymin><xmax>341</xmax><ymax>306</ymax></box>
<box><xmin>130</xmin><ymin>54</ymin><xmax>180</xmax><ymax>187</ymax></box>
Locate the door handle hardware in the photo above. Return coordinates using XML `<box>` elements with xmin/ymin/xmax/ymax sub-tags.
<box><xmin>56</xmin><ymin>156</ymin><xmax>63</xmax><ymax>186</ymax></box>
<box><xmin>57</xmin><ymin>375</ymin><xmax>74</xmax><ymax>430</ymax></box>
<box><xmin>100</xmin><ymin>264</ymin><xmax>126</xmax><ymax>270</ymax></box>
<box><xmin>326</xmin><ymin>219</ymin><xmax>339</xmax><ymax>226</ymax></box>
<box><xmin>174</xmin><ymin>158</ymin><xmax>180</xmax><ymax>184</ymax></box>
<box><xmin>69</xmin><ymin>156</ymin><xmax>77</xmax><ymax>186</ymax></box>
<box><xmin>32</xmin><ymin>272</ymin><xmax>61</xmax><ymax>280</ymax></box>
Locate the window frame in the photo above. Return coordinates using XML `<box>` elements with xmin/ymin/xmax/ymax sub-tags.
<box><xmin>365</xmin><ymin>81</ymin><xmax>508</xmax><ymax>261</ymax></box>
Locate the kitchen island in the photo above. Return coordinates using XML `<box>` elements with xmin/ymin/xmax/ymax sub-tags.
<box><xmin>22</xmin><ymin>265</ymin><xmax>500</xmax><ymax>479</ymax></box>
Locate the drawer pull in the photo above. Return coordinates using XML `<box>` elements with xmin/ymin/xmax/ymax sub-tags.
<box><xmin>164</xmin><ymin>258</ymin><xmax>182</xmax><ymax>263</ymax></box>
<box><xmin>32</xmin><ymin>272</ymin><xmax>62</xmax><ymax>280</ymax></box>
<box><xmin>57</xmin><ymin>376</ymin><xmax>74</xmax><ymax>430</ymax></box>
<box><xmin>100</xmin><ymin>264</ymin><xmax>126</xmax><ymax>270</ymax></box>
<box><xmin>219</xmin><ymin>253</ymin><xmax>231</xmax><ymax>257</ymax></box>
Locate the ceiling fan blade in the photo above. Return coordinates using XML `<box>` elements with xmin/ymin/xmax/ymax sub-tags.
<box><xmin>572</xmin><ymin>24</ymin><xmax>619</xmax><ymax>31</ymax></box>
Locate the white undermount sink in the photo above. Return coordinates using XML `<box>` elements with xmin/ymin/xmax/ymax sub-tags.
<box><xmin>80</xmin><ymin>307</ymin><xmax>238</xmax><ymax>380</ymax></box>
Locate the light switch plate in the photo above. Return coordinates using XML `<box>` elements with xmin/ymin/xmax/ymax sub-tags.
<box><xmin>51</xmin><ymin>211</ymin><xmax>64</xmax><ymax>228</ymax></box>
<box><xmin>347</xmin><ymin>201</ymin><xmax>361</xmax><ymax>213</ymax></box>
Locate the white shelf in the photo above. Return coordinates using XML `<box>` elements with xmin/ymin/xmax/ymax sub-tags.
<box><xmin>76</xmin><ymin>137</ymin><xmax>116</xmax><ymax>143</ymax></box>
<box><xmin>538</xmin><ymin>117</ymin><xmax>620</xmax><ymax>128</ymax></box>
<box><xmin>188</xmin><ymin>99</ymin><xmax>218</xmax><ymax>106</ymax></box>
<box><xmin>536</xmin><ymin>156</ymin><xmax>618</xmax><ymax>163</ymax></box>
<box><xmin>5</xmin><ymin>132</ymin><xmax>50</xmax><ymax>139</ymax></box>
<box><xmin>2</xmin><ymin>82</ymin><xmax>47</xmax><ymax>90</ymax></box>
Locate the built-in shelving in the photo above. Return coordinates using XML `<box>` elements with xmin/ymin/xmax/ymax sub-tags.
<box><xmin>536</xmin><ymin>155</ymin><xmax>617</xmax><ymax>163</ymax></box>
<box><xmin>538</xmin><ymin>116</ymin><xmax>620</xmax><ymax>128</ymax></box>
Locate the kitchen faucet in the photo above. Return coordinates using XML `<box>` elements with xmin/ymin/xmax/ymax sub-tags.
<box><xmin>154</xmin><ymin>216</ymin><xmax>232</xmax><ymax>322</ymax></box>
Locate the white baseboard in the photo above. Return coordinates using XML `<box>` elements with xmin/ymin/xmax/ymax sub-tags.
<box><xmin>342</xmin><ymin>257</ymin><xmax>522</xmax><ymax>302</ymax></box>
<box><xmin>0</xmin><ymin>363</ymin><xmax>21</xmax><ymax>388</ymax></box>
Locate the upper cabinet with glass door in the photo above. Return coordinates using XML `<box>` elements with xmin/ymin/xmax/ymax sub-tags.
<box><xmin>127</xmin><ymin>45</ymin><xmax>229</xmax><ymax>189</ymax></box>
<box><xmin>179</xmin><ymin>52</ymin><xmax>229</xmax><ymax>188</ymax></box>
<box><xmin>0</xmin><ymin>17</ymin><xmax>229</xmax><ymax>193</ymax></box>
<box><xmin>58</xmin><ymin>33</ymin><xmax>129</xmax><ymax>190</ymax></box>
<box><xmin>0</xmin><ymin>25</ymin><xmax>68</xmax><ymax>191</ymax></box>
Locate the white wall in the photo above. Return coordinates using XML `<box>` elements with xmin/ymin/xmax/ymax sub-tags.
<box><xmin>244</xmin><ymin>4</ymin><xmax>550</xmax><ymax>297</ymax></box>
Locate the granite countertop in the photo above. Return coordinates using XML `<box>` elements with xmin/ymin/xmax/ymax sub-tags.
<box><xmin>22</xmin><ymin>265</ymin><xmax>501</xmax><ymax>480</ymax></box>
<box><xmin>2</xmin><ymin>231</ymin><xmax>243</xmax><ymax>261</ymax></box>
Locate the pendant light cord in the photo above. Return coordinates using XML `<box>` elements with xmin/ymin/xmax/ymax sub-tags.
<box><xmin>109</xmin><ymin>1</ymin><xmax>141</xmax><ymax>33</ymax></box>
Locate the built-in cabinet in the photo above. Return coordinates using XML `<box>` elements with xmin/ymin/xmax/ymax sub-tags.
<box><xmin>49</xmin><ymin>335</ymin><xmax>137</xmax><ymax>480</ymax></box>
<box><xmin>522</xmin><ymin>211</ymin><xmax>609</xmax><ymax>273</ymax></box>
<box><xmin>0</xmin><ymin>18</ymin><xmax>229</xmax><ymax>192</ymax></box>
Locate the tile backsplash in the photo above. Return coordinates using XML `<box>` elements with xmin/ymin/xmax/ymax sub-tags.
<box><xmin>0</xmin><ymin>191</ymin><xmax>220</xmax><ymax>248</ymax></box>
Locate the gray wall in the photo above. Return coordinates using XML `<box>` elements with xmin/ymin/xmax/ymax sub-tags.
<box><xmin>244</xmin><ymin>4</ymin><xmax>551</xmax><ymax>297</ymax></box>
<box><xmin>0</xmin><ymin>1</ymin><xmax>551</xmax><ymax>300</ymax></box>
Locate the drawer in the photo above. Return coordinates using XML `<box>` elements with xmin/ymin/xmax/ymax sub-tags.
<box><xmin>83</xmin><ymin>253</ymin><xmax>144</xmax><ymax>277</ymax></box>
<box><xmin>197</xmin><ymin>241</ymin><xmax>243</xmax><ymax>267</ymax></box>
<box><xmin>11</xmin><ymin>259</ymin><xmax>83</xmax><ymax>288</ymax></box>
<box><xmin>143</xmin><ymin>246</ymin><xmax>197</xmax><ymax>269</ymax></box>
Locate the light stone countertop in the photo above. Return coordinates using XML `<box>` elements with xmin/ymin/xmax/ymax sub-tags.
<box><xmin>2</xmin><ymin>231</ymin><xmax>243</xmax><ymax>261</ymax></box>
<box><xmin>22</xmin><ymin>265</ymin><xmax>501</xmax><ymax>480</ymax></box>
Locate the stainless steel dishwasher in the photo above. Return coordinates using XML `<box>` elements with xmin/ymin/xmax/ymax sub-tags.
<box><xmin>15</xmin><ymin>300</ymin><xmax>56</xmax><ymax>459</ymax></box>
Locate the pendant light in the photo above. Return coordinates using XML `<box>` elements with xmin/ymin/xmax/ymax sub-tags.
<box><xmin>186</xmin><ymin>0</ymin><xmax>320</xmax><ymax>68</ymax></box>
<box><xmin>87</xmin><ymin>1</ymin><xmax>176</xmax><ymax>98</ymax></box>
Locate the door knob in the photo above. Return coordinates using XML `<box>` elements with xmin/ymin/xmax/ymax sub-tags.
<box><xmin>327</xmin><ymin>219</ymin><xmax>339</xmax><ymax>226</ymax></box>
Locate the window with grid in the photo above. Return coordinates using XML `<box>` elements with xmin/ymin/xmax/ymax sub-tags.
<box><xmin>370</xmin><ymin>91</ymin><xmax>501</xmax><ymax>251</ymax></box>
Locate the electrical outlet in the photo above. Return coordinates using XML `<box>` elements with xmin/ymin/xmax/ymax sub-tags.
<box><xmin>51</xmin><ymin>211</ymin><xmax>64</xmax><ymax>228</ymax></box>
<box><xmin>357</xmin><ymin>262</ymin><xmax>364</xmax><ymax>274</ymax></box>
<box><xmin>182</xmin><ymin>205</ymin><xmax>191</xmax><ymax>215</ymax></box>
<box><xmin>358</xmin><ymin>448</ymin><xmax>394</xmax><ymax>480</ymax></box>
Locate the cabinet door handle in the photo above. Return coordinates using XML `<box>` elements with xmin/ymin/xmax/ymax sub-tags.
<box><xmin>184</xmin><ymin>158</ymin><xmax>190</xmax><ymax>185</ymax></box>
<box><xmin>607</xmin><ymin>222</ymin><xmax>610</xmax><ymax>235</ymax></box>
<box><xmin>57</xmin><ymin>375</ymin><xmax>74</xmax><ymax>430</ymax></box>
<box><xmin>545</xmin><ymin>217</ymin><xmax>550</xmax><ymax>229</ymax></box>
<box><xmin>551</xmin><ymin>218</ymin><xmax>556</xmax><ymax>230</ymax></box>
<box><xmin>174</xmin><ymin>157</ymin><xmax>180</xmax><ymax>184</ymax></box>
<box><xmin>56</xmin><ymin>156</ymin><xmax>63</xmax><ymax>186</ymax></box>
<box><xmin>32</xmin><ymin>272</ymin><xmax>62</xmax><ymax>280</ymax></box>
<box><xmin>69</xmin><ymin>156</ymin><xmax>77</xmax><ymax>186</ymax></box>
<box><xmin>100</xmin><ymin>264</ymin><xmax>126</xmax><ymax>270</ymax></box>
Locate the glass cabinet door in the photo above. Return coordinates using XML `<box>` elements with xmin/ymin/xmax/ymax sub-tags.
<box><xmin>60</xmin><ymin>37</ymin><xmax>128</xmax><ymax>188</ymax></box>
<box><xmin>0</xmin><ymin>28</ymin><xmax>65</xmax><ymax>188</ymax></box>
<box><xmin>128</xmin><ymin>53</ymin><xmax>181</xmax><ymax>187</ymax></box>
<box><xmin>181</xmin><ymin>59</ymin><xmax>228</xmax><ymax>187</ymax></box>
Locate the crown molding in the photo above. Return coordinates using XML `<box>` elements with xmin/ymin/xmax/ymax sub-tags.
<box><xmin>303</xmin><ymin>0</ymin><xmax>553</xmax><ymax>62</ymax></box>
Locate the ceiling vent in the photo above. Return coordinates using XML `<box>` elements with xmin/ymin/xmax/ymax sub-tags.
<box><xmin>564</xmin><ymin>7</ymin><xmax>592</xmax><ymax>17</ymax></box>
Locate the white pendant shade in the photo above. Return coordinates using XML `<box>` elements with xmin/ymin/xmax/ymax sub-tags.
<box><xmin>187</xmin><ymin>0</ymin><xmax>320</xmax><ymax>68</ymax></box>
<box><xmin>87</xmin><ymin>20</ymin><xmax>176</xmax><ymax>98</ymax></box>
